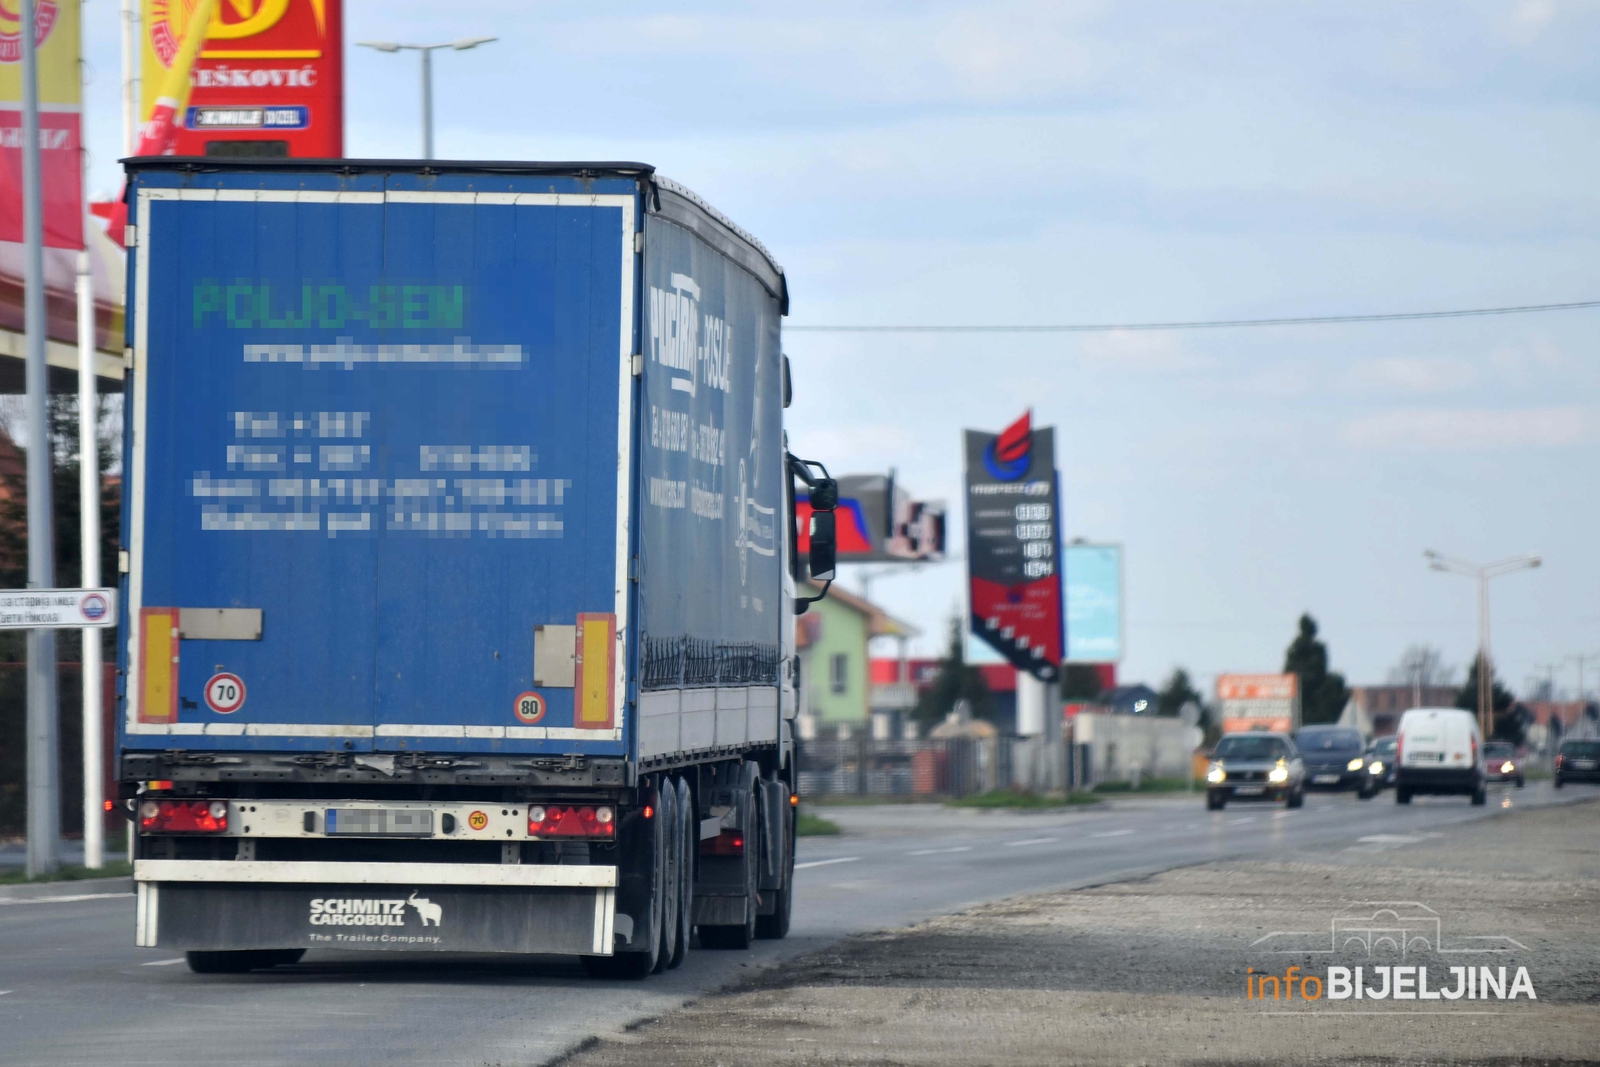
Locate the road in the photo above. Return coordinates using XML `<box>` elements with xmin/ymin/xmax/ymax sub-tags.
<box><xmin>3</xmin><ymin>781</ymin><xmax>1592</xmax><ymax>1067</ymax></box>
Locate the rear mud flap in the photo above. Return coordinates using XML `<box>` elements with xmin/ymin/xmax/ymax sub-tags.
<box><xmin>137</xmin><ymin>882</ymin><xmax>616</xmax><ymax>955</ymax></box>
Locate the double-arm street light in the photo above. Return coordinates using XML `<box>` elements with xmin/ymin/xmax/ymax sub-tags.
<box><xmin>1424</xmin><ymin>550</ymin><xmax>1541</xmax><ymax>739</ymax></box>
<box><xmin>356</xmin><ymin>37</ymin><xmax>497</xmax><ymax>159</ymax></box>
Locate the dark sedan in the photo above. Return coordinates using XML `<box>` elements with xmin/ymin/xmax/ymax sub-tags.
<box><xmin>1358</xmin><ymin>736</ymin><xmax>1397</xmax><ymax>799</ymax></box>
<box><xmin>1555</xmin><ymin>739</ymin><xmax>1600</xmax><ymax>787</ymax></box>
<box><xmin>1295</xmin><ymin>726</ymin><xmax>1368</xmax><ymax>791</ymax></box>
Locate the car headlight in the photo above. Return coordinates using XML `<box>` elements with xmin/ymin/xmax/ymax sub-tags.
<box><xmin>1369</xmin><ymin>761</ymin><xmax>1383</xmax><ymax>774</ymax></box>
<box><xmin>1206</xmin><ymin>763</ymin><xmax>1226</xmax><ymax>784</ymax></box>
<box><xmin>1501</xmin><ymin>761</ymin><xmax>1514</xmax><ymax>774</ymax></box>
<box><xmin>1347</xmin><ymin>758</ymin><xmax>1365</xmax><ymax>771</ymax></box>
<box><xmin>1268</xmin><ymin>766</ymin><xmax>1289</xmax><ymax>783</ymax></box>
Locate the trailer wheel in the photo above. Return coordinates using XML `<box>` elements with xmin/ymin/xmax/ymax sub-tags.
<box><xmin>185</xmin><ymin>949</ymin><xmax>301</xmax><ymax>974</ymax></box>
<box><xmin>755</xmin><ymin>794</ymin><xmax>794</xmax><ymax>940</ymax></box>
<box><xmin>653</xmin><ymin>777</ymin><xmax>681</xmax><ymax>974</ymax></box>
<box><xmin>667</xmin><ymin>776</ymin><xmax>693</xmax><ymax>969</ymax></box>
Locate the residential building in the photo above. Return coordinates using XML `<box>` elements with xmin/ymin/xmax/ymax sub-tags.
<box><xmin>795</xmin><ymin>583</ymin><xmax>916</xmax><ymax>730</ymax></box>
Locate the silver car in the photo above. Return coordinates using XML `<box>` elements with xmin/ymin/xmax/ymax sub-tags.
<box><xmin>1205</xmin><ymin>732</ymin><xmax>1306</xmax><ymax>810</ymax></box>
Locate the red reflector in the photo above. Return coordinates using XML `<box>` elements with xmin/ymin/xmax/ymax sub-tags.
<box><xmin>642</xmin><ymin>804</ymin><xmax>654</xmax><ymax>820</ymax></box>
<box><xmin>139</xmin><ymin>799</ymin><xmax>227</xmax><ymax>833</ymax></box>
<box><xmin>700</xmin><ymin>830</ymin><xmax>745</xmax><ymax>856</ymax></box>
<box><xmin>528</xmin><ymin>804</ymin><xmax>615</xmax><ymax>838</ymax></box>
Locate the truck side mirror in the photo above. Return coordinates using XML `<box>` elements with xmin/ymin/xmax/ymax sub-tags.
<box><xmin>808</xmin><ymin>510</ymin><xmax>837</xmax><ymax>582</ymax></box>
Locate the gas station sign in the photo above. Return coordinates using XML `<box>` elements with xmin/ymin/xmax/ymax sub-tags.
<box><xmin>142</xmin><ymin>0</ymin><xmax>343</xmax><ymax>157</ymax></box>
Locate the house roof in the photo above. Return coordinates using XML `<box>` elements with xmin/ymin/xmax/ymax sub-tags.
<box><xmin>806</xmin><ymin>580</ymin><xmax>920</xmax><ymax>639</ymax></box>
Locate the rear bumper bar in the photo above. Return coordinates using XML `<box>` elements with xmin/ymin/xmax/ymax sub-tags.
<box><xmin>134</xmin><ymin>860</ymin><xmax>618</xmax><ymax>955</ymax></box>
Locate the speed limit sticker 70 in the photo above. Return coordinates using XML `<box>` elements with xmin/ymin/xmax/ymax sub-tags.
<box><xmin>205</xmin><ymin>672</ymin><xmax>247</xmax><ymax>714</ymax></box>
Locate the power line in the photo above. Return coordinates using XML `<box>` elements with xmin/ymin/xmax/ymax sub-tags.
<box><xmin>786</xmin><ymin>299</ymin><xmax>1600</xmax><ymax>334</ymax></box>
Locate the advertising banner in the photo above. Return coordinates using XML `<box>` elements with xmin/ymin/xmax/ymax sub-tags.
<box><xmin>1064</xmin><ymin>542</ymin><xmax>1122</xmax><ymax>662</ymax></box>
<box><xmin>0</xmin><ymin>0</ymin><xmax>82</xmax><ymax>248</ymax></box>
<box><xmin>796</xmin><ymin>473</ymin><xmax>945</xmax><ymax>563</ymax></box>
<box><xmin>964</xmin><ymin>411</ymin><xmax>1063</xmax><ymax>682</ymax></box>
<box><xmin>142</xmin><ymin>0</ymin><xmax>343</xmax><ymax>157</ymax></box>
<box><xmin>1217</xmin><ymin>673</ymin><xmax>1300</xmax><ymax>734</ymax></box>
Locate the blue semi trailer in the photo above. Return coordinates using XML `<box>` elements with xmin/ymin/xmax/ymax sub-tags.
<box><xmin>115</xmin><ymin>159</ymin><xmax>838</xmax><ymax>977</ymax></box>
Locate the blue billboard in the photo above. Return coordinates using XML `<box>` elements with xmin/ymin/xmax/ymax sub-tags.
<box><xmin>1065</xmin><ymin>543</ymin><xmax>1122</xmax><ymax>663</ymax></box>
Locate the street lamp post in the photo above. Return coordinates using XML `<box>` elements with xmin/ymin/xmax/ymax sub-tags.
<box><xmin>356</xmin><ymin>37</ymin><xmax>496</xmax><ymax>159</ymax></box>
<box><xmin>1567</xmin><ymin>653</ymin><xmax>1600</xmax><ymax>709</ymax></box>
<box><xmin>1424</xmin><ymin>550</ymin><xmax>1541</xmax><ymax>739</ymax></box>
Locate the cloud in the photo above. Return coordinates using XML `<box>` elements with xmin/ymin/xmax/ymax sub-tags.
<box><xmin>1340</xmin><ymin>405</ymin><xmax>1596</xmax><ymax>449</ymax></box>
<box><xmin>1349</xmin><ymin>356</ymin><xmax>1479</xmax><ymax>394</ymax></box>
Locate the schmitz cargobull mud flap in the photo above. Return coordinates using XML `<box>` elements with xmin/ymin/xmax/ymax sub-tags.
<box><xmin>135</xmin><ymin>860</ymin><xmax>617</xmax><ymax>955</ymax></box>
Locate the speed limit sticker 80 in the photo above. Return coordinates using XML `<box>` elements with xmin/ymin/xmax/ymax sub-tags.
<box><xmin>205</xmin><ymin>672</ymin><xmax>247</xmax><ymax>714</ymax></box>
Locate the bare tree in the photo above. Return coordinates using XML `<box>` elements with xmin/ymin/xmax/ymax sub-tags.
<box><xmin>1387</xmin><ymin>644</ymin><xmax>1456</xmax><ymax>689</ymax></box>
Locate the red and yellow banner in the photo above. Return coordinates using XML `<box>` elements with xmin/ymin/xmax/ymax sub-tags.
<box><xmin>0</xmin><ymin>0</ymin><xmax>82</xmax><ymax>249</ymax></box>
<box><xmin>142</xmin><ymin>0</ymin><xmax>343</xmax><ymax>157</ymax></box>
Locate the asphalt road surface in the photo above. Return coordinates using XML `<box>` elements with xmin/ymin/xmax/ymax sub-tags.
<box><xmin>4</xmin><ymin>780</ymin><xmax>1592</xmax><ymax>1067</ymax></box>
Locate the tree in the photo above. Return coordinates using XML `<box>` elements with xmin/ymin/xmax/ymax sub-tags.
<box><xmin>1386</xmin><ymin>644</ymin><xmax>1455</xmax><ymax>689</ymax></box>
<box><xmin>1283</xmin><ymin>614</ymin><xmax>1350</xmax><ymax>726</ymax></box>
<box><xmin>913</xmin><ymin>614</ymin><xmax>993</xmax><ymax>723</ymax></box>
<box><xmin>1454</xmin><ymin>653</ymin><xmax>1524</xmax><ymax>742</ymax></box>
<box><xmin>1060</xmin><ymin>663</ymin><xmax>1106</xmax><ymax>703</ymax></box>
<box><xmin>1156</xmin><ymin>667</ymin><xmax>1202</xmax><ymax>717</ymax></box>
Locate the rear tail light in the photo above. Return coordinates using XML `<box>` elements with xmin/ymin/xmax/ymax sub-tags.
<box><xmin>527</xmin><ymin>805</ymin><xmax>614</xmax><ymax>838</ymax></box>
<box><xmin>139</xmin><ymin>799</ymin><xmax>228</xmax><ymax>833</ymax></box>
<box><xmin>701</xmin><ymin>830</ymin><xmax>744</xmax><ymax>856</ymax></box>
<box><xmin>1555</xmin><ymin>754</ymin><xmax>1563</xmax><ymax>769</ymax></box>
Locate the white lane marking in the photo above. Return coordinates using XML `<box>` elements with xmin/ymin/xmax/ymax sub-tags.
<box><xmin>794</xmin><ymin>857</ymin><xmax>860</xmax><ymax>870</ymax></box>
<box><xmin>0</xmin><ymin>891</ymin><xmax>134</xmax><ymax>906</ymax></box>
<box><xmin>1228</xmin><ymin>817</ymin><xmax>1255</xmax><ymax>825</ymax></box>
<box><xmin>1357</xmin><ymin>834</ymin><xmax>1424</xmax><ymax>844</ymax></box>
<box><xmin>141</xmin><ymin>957</ymin><xmax>186</xmax><ymax>967</ymax></box>
<box><xmin>1006</xmin><ymin>837</ymin><xmax>1058</xmax><ymax>847</ymax></box>
<box><xmin>1090</xmin><ymin>829</ymin><xmax>1134</xmax><ymax>838</ymax></box>
<box><xmin>0</xmin><ymin>990</ymin><xmax>11</xmax><ymax>996</ymax></box>
<box><xmin>1272</xmin><ymin>811</ymin><xmax>1295</xmax><ymax>819</ymax></box>
<box><xmin>909</xmin><ymin>846</ymin><xmax>974</xmax><ymax>855</ymax></box>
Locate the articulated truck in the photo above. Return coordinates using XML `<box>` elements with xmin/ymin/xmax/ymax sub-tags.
<box><xmin>115</xmin><ymin>159</ymin><xmax>838</xmax><ymax>978</ymax></box>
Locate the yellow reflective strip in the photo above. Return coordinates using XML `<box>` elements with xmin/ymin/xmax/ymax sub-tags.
<box><xmin>142</xmin><ymin>611</ymin><xmax>176</xmax><ymax>722</ymax></box>
<box><xmin>579</xmin><ymin>619</ymin><xmax>610</xmax><ymax>724</ymax></box>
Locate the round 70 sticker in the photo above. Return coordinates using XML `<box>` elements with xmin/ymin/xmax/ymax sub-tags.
<box><xmin>205</xmin><ymin>672</ymin><xmax>247</xmax><ymax>714</ymax></box>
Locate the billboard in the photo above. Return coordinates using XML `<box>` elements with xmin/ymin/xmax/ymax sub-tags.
<box><xmin>1064</xmin><ymin>542</ymin><xmax>1122</xmax><ymax>662</ymax></box>
<box><xmin>964</xmin><ymin>411</ymin><xmax>1063</xmax><ymax>682</ymax></box>
<box><xmin>0</xmin><ymin>0</ymin><xmax>82</xmax><ymax>248</ymax></box>
<box><xmin>1217</xmin><ymin>673</ymin><xmax>1299</xmax><ymax>734</ymax></box>
<box><xmin>142</xmin><ymin>0</ymin><xmax>343</xmax><ymax>158</ymax></box>
<box><xmin>796</xmin><ymin>473</ymin><xmax>945</xmax><ymax>563</ymax></box>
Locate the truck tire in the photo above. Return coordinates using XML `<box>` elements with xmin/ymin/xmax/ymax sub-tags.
<box><xmin>653</xmin><ymin>778</ymin><xmax>681</xmax><ymax>974</ymax></box>
<box><xmin>699</xmin><ymin>764</ymin><xmax>759</xmax><ymax>950</ymax></box>
<box><xmin>667</xmin><ymin>776</ymin><xmax>693</xmax><ymax>969</ymax></box>
<box><xmin>755</xmin><ymin>793</ymin><xmax>794</xmax><ymax>940</ymax></box>
<box><xmin>1471</xmin><ymin>782</ymin><xmax>1487</xmax><ymax>806</ymax></box>
<box><xmin>585</xmin><ymin>780</ymin><xmax>666</xmax><ymax>979</ymax></box>
<box><xmin>185</xmin><ymin>949</ymin><xmax>302</xmax><ymax>974</ymax></box>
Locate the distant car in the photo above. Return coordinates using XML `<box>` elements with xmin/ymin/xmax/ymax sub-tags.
<box><xmin>1482</xmin><ymin>741</ymin><xmax>1524</xmax><ymax>788</ymax></box>
<box><xmin>1395</xmin><ymin>707</ymin><xmax>1486</xmax><ymax>806</ymax></box>
<box><xmin>1205</xmin><ymin>732</ymin><xmax>1305</xmax><ymax>810</ymax></box>
<box><xmin>1554</xmin><ymin>739</ymin><xmax>1600</xmax><ymax>787</ymax></box>
<box><xmin>1358</xmin><ymin>736</ymin><xmax>1398</xmax><ymax>799</ymax></box>
<box><xmin>1295</xmin><ymin>725</ymin><xmax>1368</xmax><ymax>792</ymax></box>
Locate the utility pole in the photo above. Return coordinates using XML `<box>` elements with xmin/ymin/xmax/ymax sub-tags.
<box><xmin>1424</xmin><ymin>550</ymin><xmax>1541</xmax><ymax>741</ymax></box>
<box><xmin>22</xmin><ymin>0</ymin><xmax>61</xmax><ymax>880</ymax></box>
<box><xmin>121</xmin><ymin>0</ymin><xmax>138</xmax><ymax>152</ymax></box>
<box><xmin>1568</xmin><ymin>653</ymin><xmax>1600</xmax><ymax>709</ymax></box>
<box><xmin>356</xmin><ymin>38</ymin><xmax>497</xmax><ymax>160</ymax></box>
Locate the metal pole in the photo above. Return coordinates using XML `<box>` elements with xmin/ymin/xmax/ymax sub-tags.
<box><xmin>1478</xmin><ymin>572</ymin><xmax>1491</xmax><ymax>739</ymax></box>
<box><xmin>77</xmin><ymin>248</ymin><xmax>102</xmax><ymax>869</ymax></box>
<box><xmin>420</xmin><ymin>47</ymin><xmax>433</xmax><ymax>159</ymax></box>
<box><xmin>122</xmin><ymin>0</ymin><xmax>138</xmax><ymax>152</ymax></box>
<box><xmin>22</xmin><ymin>0</ymin><xmax>62</xmax><ymax>880</ymax></box>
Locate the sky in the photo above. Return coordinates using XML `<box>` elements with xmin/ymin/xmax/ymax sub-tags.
<box><xmin>81</xmin><ymin>0</ymin><xmax>1600</xmax><ymax>699</ymax></box>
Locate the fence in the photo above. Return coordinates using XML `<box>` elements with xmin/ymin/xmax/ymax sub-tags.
<box><xmin>797</xmin><ymin>713</ymin><xmax>1204</xmax><ymax>799</ymax></box>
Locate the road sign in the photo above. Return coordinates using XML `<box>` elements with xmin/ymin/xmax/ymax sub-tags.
<box><xmin>1217</xmin><ymin>673</ymin><xmax>1299</xmax><ymax>734</ymax></box>
<box><xmin>204</xmin><ymin>672</ymin><xmax>246</xmax><ymax>714</ymax></box>
<box><xmin>0</xmin><ymin>588</ymin><xmax>118</xmax><ymax>629</ymax></box>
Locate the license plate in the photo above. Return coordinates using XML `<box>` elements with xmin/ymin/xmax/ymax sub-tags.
<box><xmin>324</xmin><ymin>808</ymin><xmax>434</xmax><ymax>836</ymax></box>
<box><xmin>1233</xmin><ymin>786</ymin><xmax>1264</xmax><ymax>795</ymax></box>
<box><xmin>1313</xmin><ymin>774</ymin><xmax>1340</xmax><ymax>784</ymax></box>
<box><xmin>1572</xmin><ymin>760</ymin><xmax>1596</xmax><ymax>770</ymax></box>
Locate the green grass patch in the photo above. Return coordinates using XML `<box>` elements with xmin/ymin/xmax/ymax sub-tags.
<box><xmin>0</xmin><ymin>860</ymin><xmax>133</xmax><ymax>886</ymax></box>
<box><xmin>806</xmin><ymin>794</ymin><xmax>940</xmax><ymax>807</ymax></box>
<box><xmin>1091</xmin><ymin>776</ymin><xmax>1196</xmax><ymax>794</ymax></box>
<box><xmin>945</xmin><ymin>790</ymin><xmax>1101</xmax><ymax>809</ymax></box>
<box><xmin>796</xmin><ymin>810</ymin><xmax>842</xmax><ymax>836</ymax></box>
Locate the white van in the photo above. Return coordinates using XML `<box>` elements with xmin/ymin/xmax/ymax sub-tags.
<box><xmin>1395</xmin><ymin>707</ymin><xmax>1486</xmax><ymax>806</ymax></box>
